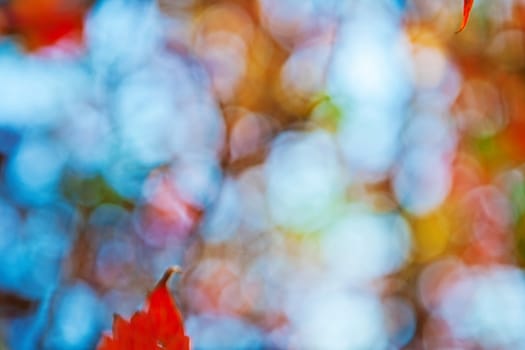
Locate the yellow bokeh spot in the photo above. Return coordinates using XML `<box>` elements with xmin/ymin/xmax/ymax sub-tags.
<box><xmin>411</xmin><ymin>209</ymin><xmax>450</xmax><ymax>262</ymax></box>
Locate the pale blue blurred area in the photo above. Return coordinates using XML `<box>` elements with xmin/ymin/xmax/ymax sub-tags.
<box><xmin>41</xmin><ymin>283</ymin><xmax>103</xmax><ymax>350</ymax></box>
<box><xmin>286</xmin><ymin>289</ymin><xmax>387</xmax><ymax>349</ymax></box>
<box><xmin>6</xmin><ymin>138</ymin><xmax>67</xmax><ymax>204</ymax></box>
<box><xmin>0</xmin><ymin>51</ymin><xmax>89</xmax><ymax>129</ymax></box>
<box><xmin>328</xmin><ymin>3</ymin><xmax>411</xmax><ymax>182</ymax></box>
<box><xmin>186</xmin><ymin>315</ymin><xmax>266</xmax><ymax>350</ymax></box>
<box><xmin>265</xmin><ymin>130</ymin><xmax>345</xmax><ymax>233</ymax></box>
<box><xmin>435</xmin><ymin>266</ymin><xmax>525</xmax><ymax>348</ymax></box>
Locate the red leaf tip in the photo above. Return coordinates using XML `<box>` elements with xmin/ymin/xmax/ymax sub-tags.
<box><xmin>156</xmin><ymin>266</ymin><xmax>182</xmax><ymax>289</ymax></box>
<box><xmin>96</xmin><ymin>266</ymin><xmax>190</xmax><ymax>350</ymax></box>
<box><xmin>457</xmin><ymin>0</ymin><xmax>474</xmax><ymax>33</ymax></box>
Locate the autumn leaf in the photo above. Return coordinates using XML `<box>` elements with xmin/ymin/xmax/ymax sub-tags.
<box><xmin>97</xmin><ymin>266</ymin><xmax>190</xmax><ymax>350</ymax></box>
<box><xmin>1</xmin><ymin>0</ymin><xmax>90</xmax><ymax>51</ymax></box>
<box><xmin>457</xmin><ymin>0</ymin><xmax>474</xmax><ymax>32</ymax></box>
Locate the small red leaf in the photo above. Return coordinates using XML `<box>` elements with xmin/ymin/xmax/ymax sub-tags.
<box><xmin>1</xmin><ymin>0</ymin><xmax>89</xmax><ymax>51</ymax></box>
<box><xmin>97</xmin><ymin>267</ymin><xmax>190</xmax><ymax>350</ymax></box>
<box><xmin>457</xmin><ymin>0</ymin><xmax>475</xmax><ymax>33</ymax></box>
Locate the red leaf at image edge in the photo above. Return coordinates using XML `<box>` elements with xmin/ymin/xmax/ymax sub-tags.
<box><xmin>97</xmin><ymin>266</ymin><xmax>190</xmax><ymax>350</ymax></box>
<box><xmin>457</xmin><ymin>0</ymin><xmax>475</xmax><ymax>32</ymax></box>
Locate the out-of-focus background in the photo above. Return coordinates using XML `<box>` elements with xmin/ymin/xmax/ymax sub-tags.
<box><xmin>1</xmin><ymin>0</ymin><xmax>525</xmax><ymax>349</ymax></box>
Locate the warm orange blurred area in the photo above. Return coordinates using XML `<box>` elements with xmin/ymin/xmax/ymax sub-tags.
<box><xmin>3</xmin><ymin>0</ymin><xmax>525</xmax><ymax>349</ymax></box>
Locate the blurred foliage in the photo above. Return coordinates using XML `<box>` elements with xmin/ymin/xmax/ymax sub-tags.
<box><xmin>1</xmin><ymin>0</ymin><xmax>525</xmax><ymax>349</ymax></box>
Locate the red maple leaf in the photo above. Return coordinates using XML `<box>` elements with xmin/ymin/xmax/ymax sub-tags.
<box><xmin>97</xmin><ymin>266</ymin><xmax>191</xmax><ymax>350</ymax></box>
<box><xmin>457</xmin><ymin>0</ymin><xmax>475</xmax><ymax>32</ymax></box>
<box><xmin>1</xmin><ymin>0</ymin><xmax>90</xmax><ymax>51</ymax></box>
